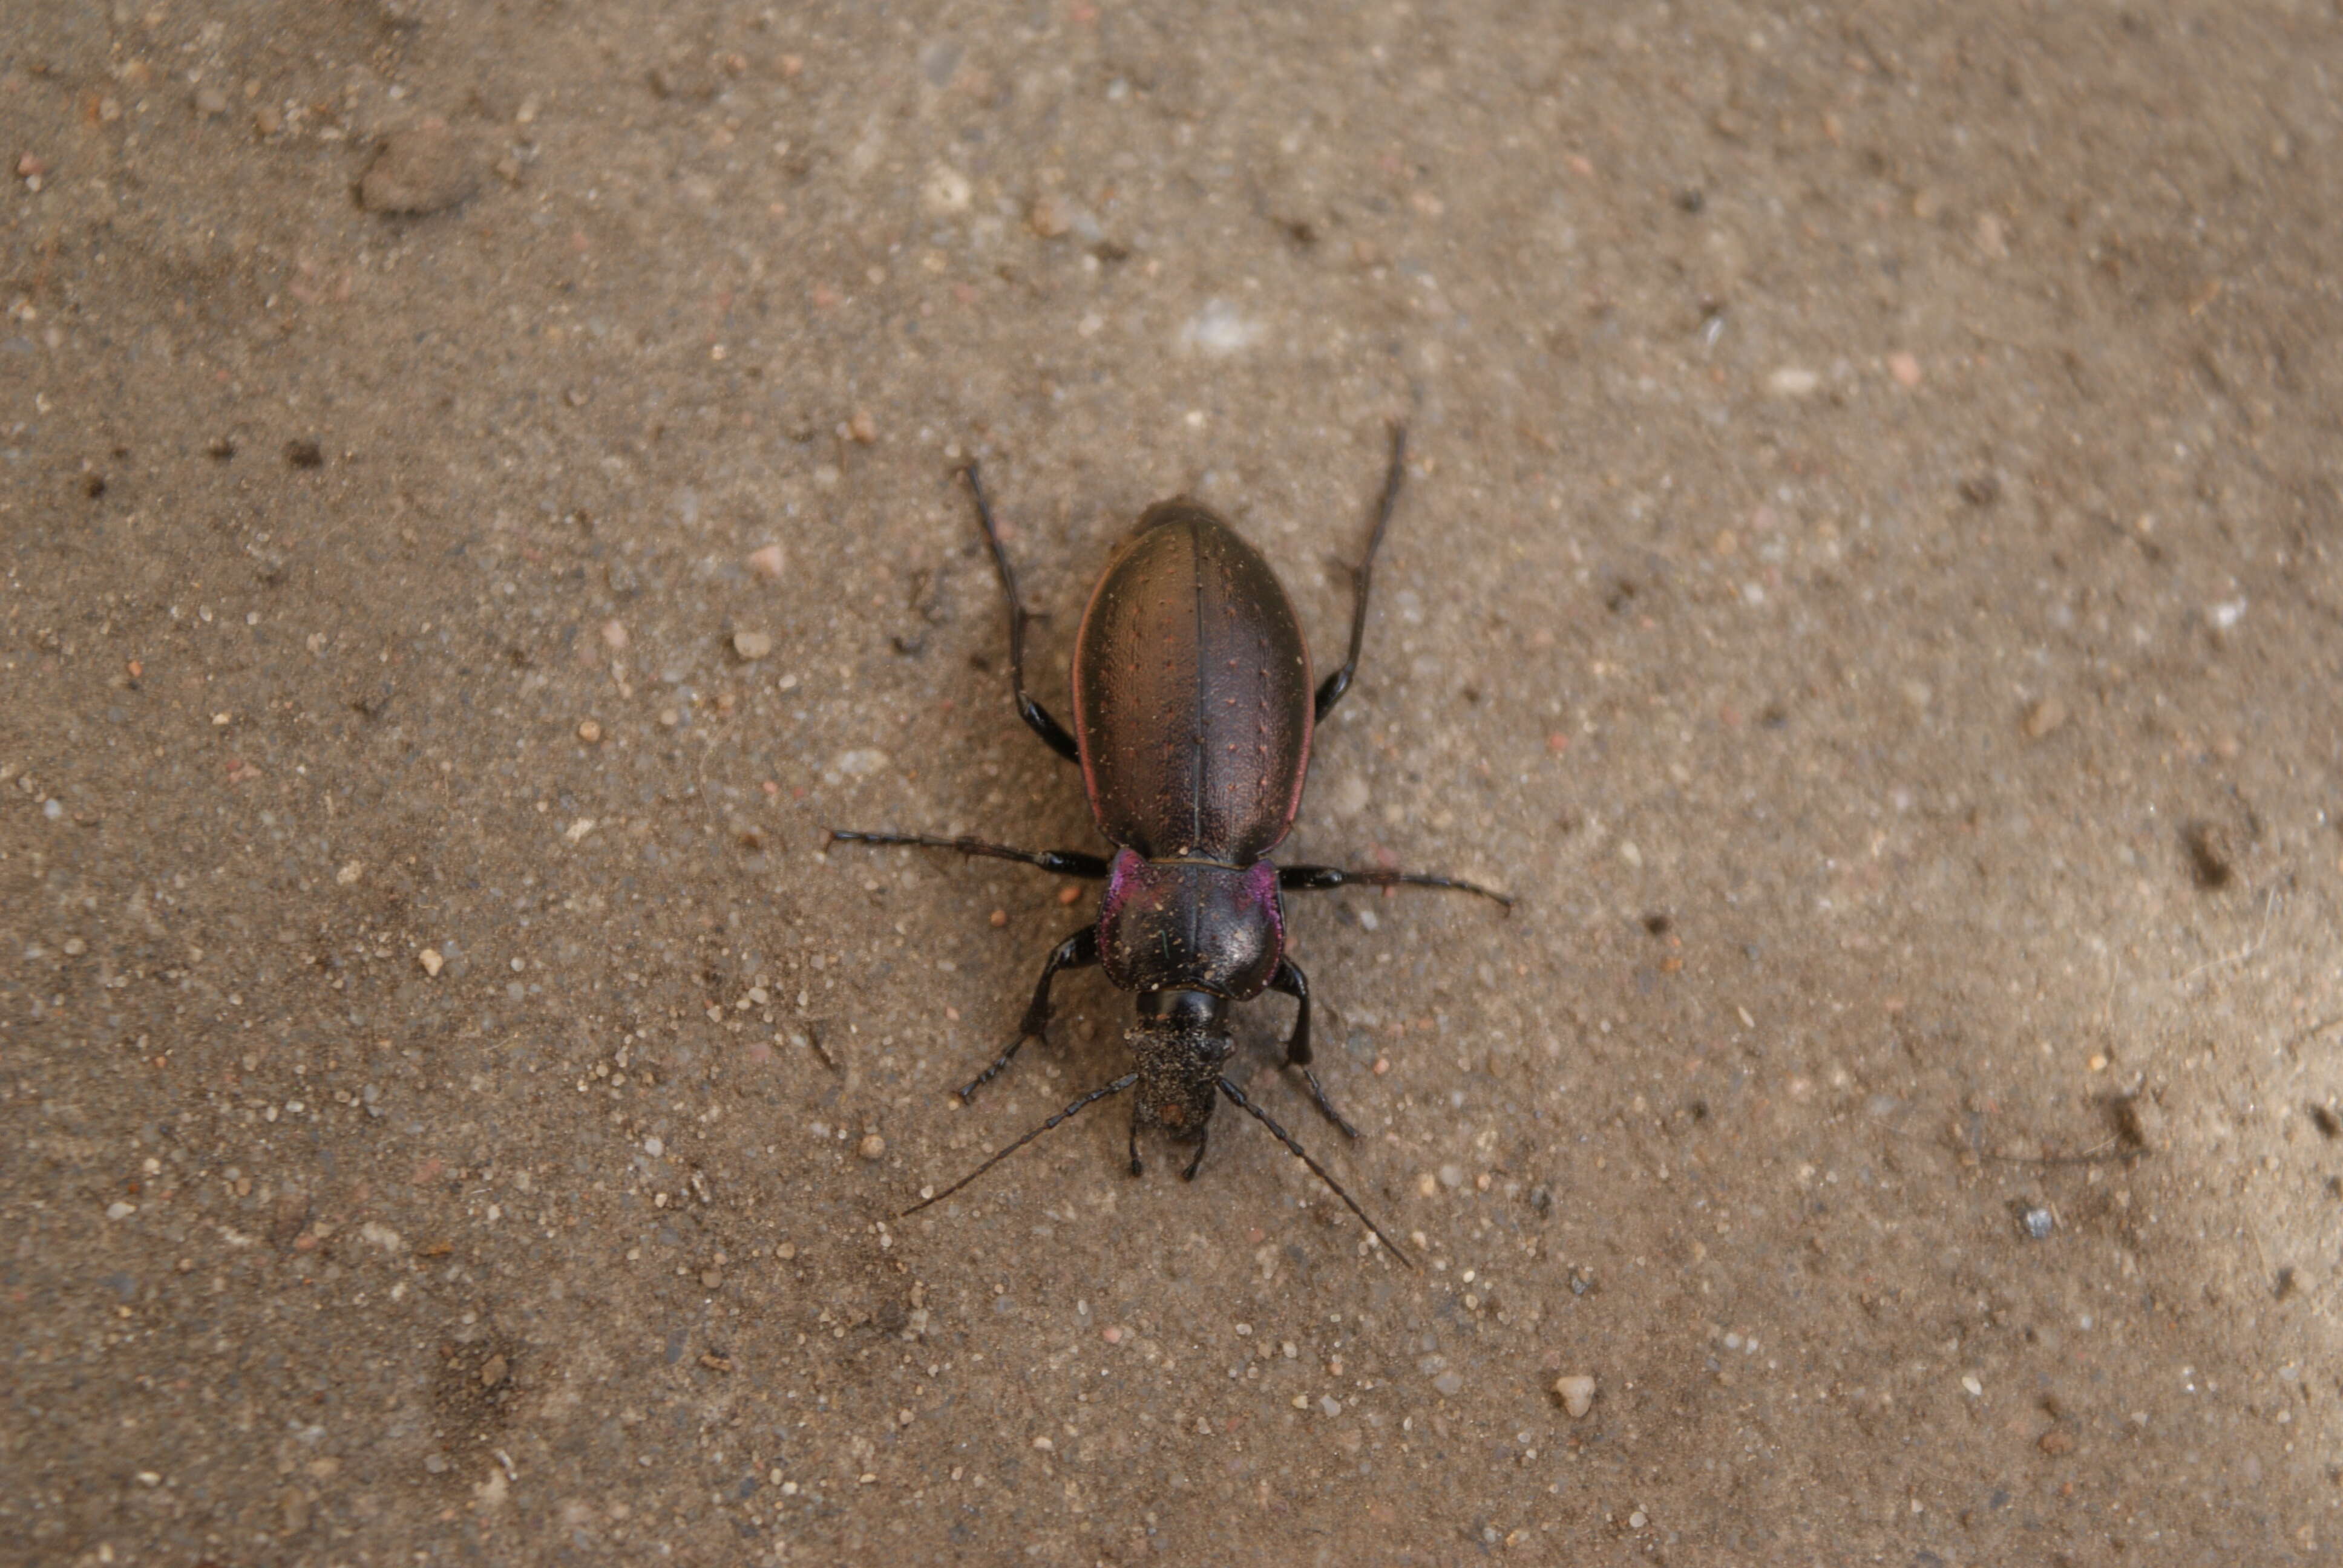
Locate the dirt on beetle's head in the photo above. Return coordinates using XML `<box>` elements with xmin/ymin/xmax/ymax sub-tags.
<box><xmin>1129</xmin><ymin>990</ymin><xmax>1232</xmax><ymax>1140</ymax></box>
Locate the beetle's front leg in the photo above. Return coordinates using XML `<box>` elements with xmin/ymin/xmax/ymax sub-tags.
<box><xmin>956</xmin><ymin>926</ymin><xmax>1099</xmax><ymax>1102</ymax></box>
<box><xmin>1268</xmin><ymin>957</ymin><xmax>1358</xmax><ymax>1140</ymax></box>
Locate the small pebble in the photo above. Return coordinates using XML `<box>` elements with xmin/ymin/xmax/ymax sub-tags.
<box><xmin>2021</xmin><ymin>696</ymin><xmax>2068</xmax><ymax>740</ymax></box>
<box><xmin>479</xmin><ymin>1353</ymin><xmax>508</xmax><ymax>1388</ymax></box>
<box><xmin>732</xmin><ymin>630</ymin><xmax>774</xmax><ymax>661</ymax></box>
<box><xmin>2020</xmin><ymin>1206</ymin><xmax>2055</xmax><ymax>1240</ymax></box>
<box><xmin>701</xmin><ymin>1267</ymin><xmax>723</xmax><ymax>1289</ymax></box>
<box><xmin>418</xmin><ymin>949</ymin><xmax>444</xmax><ymax>978</ymax></box>
<box><xmin>643</xmin><ymin>1136</ymin><xmax>664</xmax><ymax>1156</ymax></box>
<box><xmin>194</xmin><ymin>85</ymin><xmax>229</xmax><ymax>117</ymax></box>
<box><xmin>359</xmin><ymin>122</ymin><xmax>480</xmax><ymax>215</ymax></box>
<box><xmin>1029</xmin><ymin>195</ymin><xmax>1073</xmax><ymax>238</ymax></box>
<box><xmin>577</xmin><ymin>719</ymin><xmax>603</xmax><ymax>743</ymax></box>
<box><xmin>747</xmin><ymin>545</ymin><xmax>787</xmax><ymax>580</ymax></box>
<box><xmin>922</xmin><ymin>165</ymin><xmax>971</xmax><ymax>214</ymax></box>
<box><xmin>858</xmin><ymin>1133</ymin><xmax>887</xmax><ymax>1161</ymax></box>
<box><xmin>1555</xmin><ymin>1374</ymin><xmax>1596</xmax><ymax>1419</ymax></box>
<box><xmin>1766</xmin><ymin>367</ymin><xmax>1820</xmax><ymax>397</ymax></box>
<box><xmin>600</xmin><ymin>619</ymin><xmax>628</xmax><ymax>651</ymax></box>
<box><xmin>1628</xmin><ymin>1510</ymin><xmax>1649</xmax><ymax>1529</ymax></box>
<box><xmin>1432</xmin><ymin>1371</ymin><xmax>1463</xmax><ymax>1397</ymax></box>
<box><xmin>848</xmin><ymin>410</ymin><xmax>878</xmax><ymax>444</ymax></box>
<box><xmin>106</xmin><ymin>1201</ymin><xmax>136</xmax><ymax>1221</ymax></box>
<box><xmin>1961</xmin><ymin>1373</ymin><xmax>1984</xmax><ymax>1397</ymax></box>
<box><xmin>1887</xmin><ymin>351</ymin><xmax>1922</xmax><ymax>387</ymax></box>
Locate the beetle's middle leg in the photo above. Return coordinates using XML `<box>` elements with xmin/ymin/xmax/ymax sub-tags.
<box><xmin>957</xmin><ymin>927</ymin><xmax>1099</xmax><ymax>1102</ymax></box>
<box><xmin>827</xmin><ymin>830</ymin><xmax>1108</xmax><ymax>880</ymax></box>
<box><xmin>960</xmin><ymin>462</ymin><xmax>1081</xmax><ymax>764</ymax></box>
<box><xmin>1279</xmin><ymin>863</ymin><xmax>1513</xmax><ymax>909</ymax></box>
<box><xmin>1268</xmin><ymin>957</ymin><xmax>1359</xmax><ymax>1140</ymax></box>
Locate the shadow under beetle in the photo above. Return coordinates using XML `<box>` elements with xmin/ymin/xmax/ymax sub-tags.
<box><xmin>832</xmin><ymin>426</ymin><xmax>1510</xmax><ymax>1263</ymax></box>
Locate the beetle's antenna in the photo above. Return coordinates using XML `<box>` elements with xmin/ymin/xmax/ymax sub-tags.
<box><xmin>900</xmin><ymin>1074</ymin><xmax>1139</xmax><ymax>1218</ymax></box>
<box><xmin>1217</xmin><ymin>1077</ymin><xmax>1415</xmax><ymax>1267</ymax></box>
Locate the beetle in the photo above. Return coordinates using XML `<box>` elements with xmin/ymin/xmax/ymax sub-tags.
<box><xmin>832</xmin><ymin>425</ymin><xmax>1509</xmax><ymax>1261</ymax></box>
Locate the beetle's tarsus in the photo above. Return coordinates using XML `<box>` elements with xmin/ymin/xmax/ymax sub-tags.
<box><xmin>1293</xmin><ymin>1065</ymin><xmax>1361</xmax><ymax>1140</ymax></box>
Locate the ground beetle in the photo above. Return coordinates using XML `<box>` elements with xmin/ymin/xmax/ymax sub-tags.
<box><xmin>833</xmin><ymin>426</ymin><xmax>1509</xmax><ymax>1262</ymax></box>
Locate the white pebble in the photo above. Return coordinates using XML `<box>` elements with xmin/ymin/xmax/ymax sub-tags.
<box><xmin>1179</xmin><ymin>299</ymin><xmax>1263</xmax><ymax>356</ymax></box>
<box><xmin>827</xmin><ymin>749</ymin><xmax>890</xmax><ymax>783</ymax></box>
<box><xmin>1555</xmin><ymin>1374</ymin><xmax>1596</xmax><ymax>1419</ymax></box>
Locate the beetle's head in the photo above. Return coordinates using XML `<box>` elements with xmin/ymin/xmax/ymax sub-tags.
<box><xmin>1128</xmin><ymin>989</ymin><xmax>1232</xmax><ymax>1142</ymax></box>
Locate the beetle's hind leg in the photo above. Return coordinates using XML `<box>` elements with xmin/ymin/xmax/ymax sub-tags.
<box><xmin>1313</xmin><ymin>422</ymin><xmax>1407</xmax><ymax>723</ymax></box>
<box><xmin>956</xmin><ymin>926</ymin><xmax>1099</xmax><ymax>1102</ymax></box>
<box><xmin>1268</xmin><ymin>958</ymin><xmax>1360</xmax><ymax>1140</ymax></box>
<box><xmin>960</xmin><ymin>462</ymin><xmax>1081</xmax><ymax>764</ymax></box>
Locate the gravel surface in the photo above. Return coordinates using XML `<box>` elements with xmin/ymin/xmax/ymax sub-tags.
<box><xmin>7</xmin><ymin>2</ymin><xmax>2343</xmax><ymax>1563</ymax></box>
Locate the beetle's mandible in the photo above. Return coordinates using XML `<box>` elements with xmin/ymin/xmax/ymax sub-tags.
<box><xmin>832</xmin><ymin>425</ymin><xmax>1510</xmax><ymax>1263</ymax></box>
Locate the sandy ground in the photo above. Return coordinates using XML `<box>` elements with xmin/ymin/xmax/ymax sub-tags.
<box><xmin>7</xmin><ymin>2</ymin><xmax>2343</xmax><ymax>1563</ymax></box>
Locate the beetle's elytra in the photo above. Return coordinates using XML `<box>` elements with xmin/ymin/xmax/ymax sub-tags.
<box><xmin>832</xmin><ymin>425</ymin><xmax>1510</xmax><ymax>1262</ymax></box>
